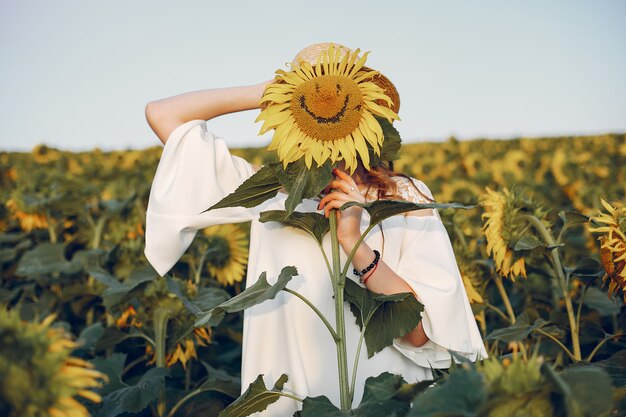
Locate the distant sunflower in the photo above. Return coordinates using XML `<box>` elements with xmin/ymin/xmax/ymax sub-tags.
<box><xmin>589</xmin><ymin>199</ymin><xmax>626</xmax><ymax>301</ymax></box>
<box><xmin>481</xmin><ymin>187</ymin><xmax>550</xmax><ymax>281</ymax></box>
<box><xmin>481</xmin><ymin>188</ymin><xmax>527</xmax><ymax>280</ymax></box>
<box><xmin>256</xmin><ymin>43</ymin><xmax>399</xmax><ymax>173</ymax></box>
<box><xmin>6</xmin><ymin>197</ymin><xmax>48</xmax><ymax>231</ymax></box>
<box><xmin>0</xmin><ymin>309</ymin><xmax>106</xmax><ymax>417</ymax></box>
<box><xmin>202</xmin><ymin>224</ymin><xmax>249</xmax><ymax>286</ymax></box>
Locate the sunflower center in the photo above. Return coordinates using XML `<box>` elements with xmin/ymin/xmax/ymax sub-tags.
<box><xmin>205</xmin><ymin>236</ymin><xmax>231</xmax><ymax>268</ymax></box>
<box><xmin>291</xmin><ymin>75</ymin><xmax>363</xmax><ymax>142</ymax></box>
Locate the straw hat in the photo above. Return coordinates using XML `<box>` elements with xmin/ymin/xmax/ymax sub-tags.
<box><xmin>291</xmin><ymin>42</ymin><xmax>400</xmax><ymax>114</ymax></box>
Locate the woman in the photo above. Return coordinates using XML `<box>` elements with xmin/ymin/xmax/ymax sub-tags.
<box><xmin>144</xmin><ymin>43</ymin><xmax>487</xmax><ymax>415</ymax></box>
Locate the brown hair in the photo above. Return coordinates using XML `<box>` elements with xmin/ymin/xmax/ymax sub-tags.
<box><xmin>354</xmin><ymin>160</ymin><xmax>435</xmax><ymax>203</ymax></box>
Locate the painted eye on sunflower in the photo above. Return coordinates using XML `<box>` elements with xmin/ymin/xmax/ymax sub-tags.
<box><xmin>256</xmin><ymin>43</ymin><xmax>400</xmax><ymax>173</ymax></box>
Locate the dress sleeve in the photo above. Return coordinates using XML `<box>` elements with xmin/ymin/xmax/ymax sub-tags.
<box><xmin>392</xmin><ymin>178</ymin><xmax>488</xmax><ymax>368</ymax></box>
<box><xmin>144</xmin><ymin>120</ymin><xmax>258</xmax><ymax>277</ymax></box>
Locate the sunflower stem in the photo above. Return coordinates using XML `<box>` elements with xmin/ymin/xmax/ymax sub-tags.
<box><xmin>485</xmin><ymin>302</ymin><xmax>512</xmax><ymax>323</ymax></box>
<box><xmin>45</xmin><ymin>209</ymin><xmax>58</xmax><ymax>243</ymax></box>
<box><xmin>92</xmin><ymin>216</ymin><xmax>107</xmax><ymax>249</ymax></box>
<box><xmin>283</xmin><ymin>288</ymin><xmax>339</xmax><ymax>342</ymax></box>
<box><xmin>349</xmin><ymin>326</ymin><xmax>366</xmax><ymax>404</ymax></box>
<box><xmin>493</xmin><ymin>274</ymin><xmax>516</xmax><ymax>324</ymax></box>
<box><xmin>575</xmin><ymin>284</ymin><xmax>589</xmax><ymax>335</ymax></box>
<box><xmin>519</xmin><ymin>214</ymin><xmax>581</xmax><ymax>361</ymax></box>
<box><xmin>329</xmin><ymin>212</ymin><xmax>351</xmax><ymax>411</ymax></box>
<box><xmin>154</xmin><ymin>306</ymin><xmax>173</xmax><ymax>417</ymax></box>
<box><xmin>586</xmin><ymin>333</ymin><xmax>623</xmax><ymax>362</ymax></box>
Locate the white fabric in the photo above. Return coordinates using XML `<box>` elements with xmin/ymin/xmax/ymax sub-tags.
<box><xmin>144</xmin><ymin>120</ymin><xmax>488</xmax><ymax>415</ymax></box>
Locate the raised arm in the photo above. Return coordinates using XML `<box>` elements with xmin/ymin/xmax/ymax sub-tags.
<box><xmin>145</xmin><ymin>80</ymin><xmax>273</xmax><ymax>144</ymax></box>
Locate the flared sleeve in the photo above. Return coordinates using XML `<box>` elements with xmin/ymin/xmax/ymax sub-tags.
<box><xmin>392</xmin><ymin>179</ymin><xmax>488</xmax><ymax>368</ymax></box>
<box><xmin>144</xmin><ymin>120</ymin><xmax>258</xmax><ymax>276</ymax></box>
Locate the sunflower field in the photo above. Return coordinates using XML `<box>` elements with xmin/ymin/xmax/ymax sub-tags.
<box><xmin>1</xmin><ymin>131</ymin><xmax>625</xmax><ymax>417</ymax></box>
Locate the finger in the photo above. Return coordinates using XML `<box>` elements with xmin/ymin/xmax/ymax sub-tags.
<box><xmin>328</xmin><ymin>179</ymin><xmax>357</xmax><ymax>195</ymax></box>
<box><xmin>333</xmin><ymin>168</ymin><xmax>358</xmax><ymax>188</ymax></box>
<box><xmin>324</xmin><ymin>199</ymin><xmax>349</xmax><ymax>217</ymax></box>
<box><xmin>318</xmin><ymin>191</ymin><xmax>352</xmax><ymax>210</ymax></box>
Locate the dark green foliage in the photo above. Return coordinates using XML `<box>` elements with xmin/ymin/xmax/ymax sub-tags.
<box><xmin>344</xmin><ymin>279</ymin><xmax>424</xmax><ymax>357</ymax></box>
<box><xmin>194</xmin><ymin>266</ymin><xmax>298</xmax><ymax>328</ymax></box>
<box><xmin>259</xmin><ymin>210</ymin><xmax>329</xmax><ymax>245</ymax></box>
<box><xmin>218</xmin><ymin>374</ymin><xmax>288</xmax><ymax>417</ymax></box>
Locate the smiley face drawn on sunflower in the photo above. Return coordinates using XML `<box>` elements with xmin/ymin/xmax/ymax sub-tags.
<box><xmin>257</xmin><ymin>43</ymin><xmax>399</xmax><ymax>172</ymax></box>
<box><xmin>291</xmin><ymin>74</ymin><xmax>364</xmax><ymax>142</ymax></box>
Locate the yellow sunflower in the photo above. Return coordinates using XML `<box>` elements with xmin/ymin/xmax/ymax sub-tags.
<box><xmin>202</xmin><ymin>224</ymin><xmax>249</xmax><ymax>286</ymax></box>
<box><xmin>145</xmin><ymin>327</ymin><xmax>211</xmax><ymax>370</ymax></box>
<box><xmin>482</xmin><ymin>188</ymin><xmax>526</xmax><ymax>281</ymax></box>
<box><xmin>6</xmin><ymin>197</ymin><xmax>49</xmax><ymax>231</ymax></box>
<box><xmin>256</xmin><ymin>43</ymin><xmax>400</xmax><ymax>173</ymax></box>
<box><xmin>589</xmin><ymin>198</ymin><xmax>626</xmax><ymax>301</ymax></box>
<box><xmin>0</xmin><ymin>309</ymin><xmax>106</xmax><ymax>417</ymax></box>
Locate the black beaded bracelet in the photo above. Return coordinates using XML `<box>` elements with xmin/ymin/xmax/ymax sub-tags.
<box><xmin>353</xmin><ymin>249</ymin><xmax>380</xmax><ymax>276</ymax></box>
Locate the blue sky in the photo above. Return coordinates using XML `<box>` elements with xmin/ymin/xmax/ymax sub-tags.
<box><xmin>1</xmin><ymin>0</ymin><xmax>625</xmax><ymax>151</ymax></box>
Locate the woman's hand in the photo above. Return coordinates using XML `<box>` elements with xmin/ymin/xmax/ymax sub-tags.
<box><xmin>318</xmin><ymin>168</ymin><xmax>366</xmax><ymax>249</ymax></box>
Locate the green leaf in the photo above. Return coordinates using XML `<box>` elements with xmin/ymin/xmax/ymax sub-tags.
<box><xmin>297</xmin><ymin>396</ymin><xmax>347</xmax><ymax>417</ymax></box>
<box><xmin>276</xmin><ymin>159</ymin><xmax>332</xmax><ymax>215</ymax></box>
<box><xmin>485</xmin><ymin>312</ymin><xmax>559</xmax><ymax>343</ymax></box>
<box><xmin>566</xmin><ymin>257</ymin><xmax>605</xmax><ymax>284</ymax></box>
<box><xmin>543</xmin><ymin>364</ymin><xmax>613</xmax><ymax>417</ymax></box>
<box><xmin>558</xmin><ymin>211</ymin><xmax>589</xmax><ymax>229</ymax></box>
<box><xmin>218</xmin><ymin>373</ymin><xmax>289</xmax><ymax>417</ymax></box>
<box><xmin>195</xmin><ymin>363</ymin><xmax>241</xmax><ymax>399</ymax></box>
<box><xmin>583</xmin><ymin>286</ymin><xmax>623</xmax><ymax>316</ymax></box>
<box><xmin>408</xmin><ymin>367</ymin><xmax>486</xmax><ymax>416</ymax></box>
<box><xmin>15</xmin><ymin>243</ymin><xmax>81</xmax><ymax>277</ymax></box>
<box><xmin>585</xmin><ymin>350</ymin><xmax>626</xmax><ymax>388</ymax></box>
<box><xmin>165</xmin><ymin>276</ymin><xmax>229</xmax><ymax>315</ymax></box>
<box><xmin>354</xmin><ymin>372</ymin><xmax>413</xmax><ymax>417</ymax></box>
<box><xmin>344</xmin><ymin>279</ymin><xmax>424</xmax><ymax>358</ymax></box>
<box><xmin>341</xmin><ymin>200</ymin><xmax>475</xmax><ymax>228</ymax></box>
<box><xmin>194</xmin><ymin>266</ymin><xmax>298</xmax><ymax>328</ymax></box>
<box><xmin>98</xmin><ymin>266</ymin><xmax>157</xmax><ymax>309</ymax></box>
<box><xmin>87</xmin><ymin>267</ymin><xmax>122</xmax><ymax>288</ymax></box>
<box><xmin>206</xmin><ymin>163</ymin><xmax>281</xmax><ymax>211</ymax></box>
<box><xmin>76</xmin><ymin>322</ymin><xmax>105</xmax><ymax>351</ymax></box>
<box><xmin>0</xmin><ymin>248</ymin><xmax>17</xmax><ymax>263</ymax></box>
<box><xmin>259</xmin><ymin>210</ymin><xmax>329</xmax><ymax>245</ymax></box>
<box><xmin>513</xmin><ymin>235</ymin><xmax>545</xmax><ymax>251</ymax></box>
<box><xmin>0</xmin><ymin>232</ymin><xmax>28</xmax><ymax>244</ymax></box>
<box><xmin>377</xmin><ymin>116</ymin><xmax>402</xmax><ymax>162</ymax></box>
<box><xmin>99</xmin><ymin>367</ymin><xmax>170</xmax><ymax>417</ymax></box>
<box><xmin>92</xmin><ymin>353</ymin><xmax>127</xmax><ymax>396</ymax></box>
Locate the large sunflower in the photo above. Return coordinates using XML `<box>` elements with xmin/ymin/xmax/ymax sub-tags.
<box><xmin>256</xmin><ymin>43</ymin><xmax>400</xmax><ymax>173</ymax></box>
<box><xmin>202</xmin><ymin>224</ymin><xmax>249</xmax><ymax>286</ymax></box>
<box><xmin>589</xmin><ymin>198</ymin><xmax>626</xmax><ymax>301</ymax></box>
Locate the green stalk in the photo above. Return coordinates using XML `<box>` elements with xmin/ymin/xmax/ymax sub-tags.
<box><xmin>349</xmin><ymin>328</ymin><xmax>366</xmax><ymax>403</ymax></box>
<box><xmin>519</xmin><ymin>214</ymin><xmax>581</xmax><ymax>361</ymax></box>
<box><xmin>154</xmin><ymin>306</ymin><xmax>173</xmax><ymax>417</ymax></box>
<box><xmin>493</xmin><ymin>274</ymin><xmax>516</xmax><ymax>324</ymax></box>
<box><xmin>284</xmin><ymin>288</ymin><xmax>339</xmax><ymax>342</ymax></box>
<box><xmin>92</xmin><ymin>217</ymin><xmax>107</xmax><ymax>249</ymax></box>
<box><xmin>329</xmin><ymin>212</ymin><xmax>351</xmax><ymax>411</ymax></box>
<box><xmin>45</xmin><ymin>209</ymin><xmax>58</xmax><ymax>243</ymax></box>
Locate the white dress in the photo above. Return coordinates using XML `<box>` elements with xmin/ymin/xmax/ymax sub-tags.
<box><xmin>144</xmin><ymin>119</ymin><xmax>488</xmax><ymax>415</ymax></box>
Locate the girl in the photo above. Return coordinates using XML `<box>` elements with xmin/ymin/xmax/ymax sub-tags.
<box><xmin>144</xmin><ymin>43</ymin><xmax>487</xmax><ymax>415</ymax></box>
